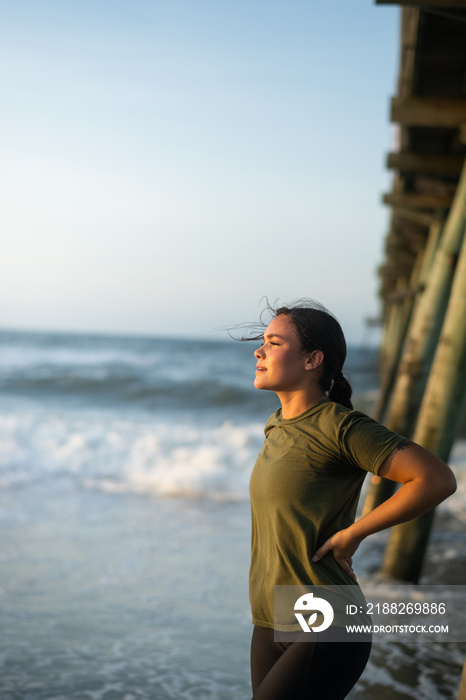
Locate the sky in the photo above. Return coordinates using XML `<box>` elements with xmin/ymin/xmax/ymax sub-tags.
<box><xmin>0</xmin><ymin>0</ymin><xmax>399</xmax><ymax>344</ymax></box>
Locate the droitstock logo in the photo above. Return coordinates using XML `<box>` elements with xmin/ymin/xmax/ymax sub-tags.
<box><xmin>294</xmin><ymin>592</ymin><xmax>334</xmax><ymax>633</ymax></box>
<box><xmin>275</xmin><ymin>584</ymin><xmax>466</xmax><ymax>643</ymax></box>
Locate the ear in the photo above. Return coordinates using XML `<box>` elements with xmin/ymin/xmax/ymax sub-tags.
<box><xmin>304</xmin><ymin>350</ymin><xmax>324</xmax><ymax>371</ymax></box>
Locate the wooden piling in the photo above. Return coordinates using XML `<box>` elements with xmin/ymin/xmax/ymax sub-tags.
<box><xmin>382</xmin><ymin>229</ymin><xmax>466</xmax><ymax>582</ymax></box>
<box><xmin>374</xmin><ymin>274</ymin><xmax>413</xmax><ymax>421</ymax></box>
<box><xmin>386</xmin><ymin>162</ymin><xmax>466</xmax><ymax>439</ymax></box>
<box><xmin>362</xmin><ymin>220</ymin><xmax>443</xmax><ymax>516</ymax></box>
<box><xmin>363</xmin><ymin>159</ymin><xmax>466</xmax><ymax>519</ymax></box>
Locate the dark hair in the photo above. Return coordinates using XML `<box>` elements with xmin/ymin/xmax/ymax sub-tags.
<box><xmin>235</xmin><ymin>298</ymin><xmax>353</xmax><ymax>409</ymax></box>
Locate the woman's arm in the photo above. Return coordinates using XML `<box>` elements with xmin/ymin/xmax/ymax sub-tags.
<box><xmin>312</xmin><ymin>441</ymin><xmax>457</xmax><ymax>581</ymax></box>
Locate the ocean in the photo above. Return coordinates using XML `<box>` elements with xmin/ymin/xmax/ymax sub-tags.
<box><xmin>1</xmin><ymin>329</ymin><xmax>465</xmax><ymax>699</ymax></box>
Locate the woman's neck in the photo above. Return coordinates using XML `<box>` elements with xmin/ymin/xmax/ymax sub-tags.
<box><xmin>277</xmin><ymin>389</ymin><xmax>328</xmax><ymax>420</ymax></box>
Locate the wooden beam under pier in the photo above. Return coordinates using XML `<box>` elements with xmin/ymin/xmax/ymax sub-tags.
<box><xmin>391</xmin><ymin>97</ymin><xmax>466</xmax><ymax>127</ymax></box>
<box><xmin>383</xmin><ymin>191</ymin><xmax>453</xmax><ymax>209</ymax></box>
<box><xmin>392</xmin><ymin>207</ymin><xmax>443</xmax><ymax>227</ymax></box>
<box><xmin>386</xmin><ymin>152</ymin><xmax>465</xmax><ymax>176</ymax></box>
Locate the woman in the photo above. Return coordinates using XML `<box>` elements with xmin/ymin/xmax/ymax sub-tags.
<box><xmin>246</xmin><ymin>300</ymin><xmax>456</xmax><ymax>700</ymax></box>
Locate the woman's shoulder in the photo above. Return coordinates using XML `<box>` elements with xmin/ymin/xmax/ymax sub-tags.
<box><xmin>304</xmin><ymin>402</ymin><xmax>398</xmax><ymax>446</ymax></box>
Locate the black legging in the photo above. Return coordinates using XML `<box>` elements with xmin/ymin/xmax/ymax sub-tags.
<box><xmin>250</xmin><ymin>625</ymin><xmax>372</xmax><ymax>700</ymax></box>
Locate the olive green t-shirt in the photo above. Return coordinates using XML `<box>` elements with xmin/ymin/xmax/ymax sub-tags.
<box><xmin>249</xmin><ymin>398</ymin><xmax>406</xmax><ymax>629</ymax></box>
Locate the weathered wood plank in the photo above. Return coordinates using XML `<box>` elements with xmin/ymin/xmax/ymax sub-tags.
<box><xmin>393</xmin><ymin>207</ymin><xmax>442</xmax><ymax>227</ymax></box>
<box><xmin>387</xmin><ymin>152</ymin><xmax>465</xmax><ymax>176</ymax></box>
<box><xmin>391</xmin><ymin>97</ymin><xmax>466</xmax><ymax>127</ymax></box>
<box><xmin>399</xmin><ymin>8</ymin><xmax>420</xmax><ymax>98</ymax></box>
<box><xmin>383</xmin><ymin>191</ymin><xmax>453</xmax><ymax>209</ymax></box>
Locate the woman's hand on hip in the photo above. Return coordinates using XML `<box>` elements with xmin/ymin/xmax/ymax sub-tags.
<box><xmin>312</xmin><ymin>528</ymin><xmax>362</xmax><ymax>582</ymax></box>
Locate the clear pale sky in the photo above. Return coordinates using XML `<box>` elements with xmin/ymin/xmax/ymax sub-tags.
<box><xmin>1</xmin><ymin>0</ymin><xmax>399</xmax><ymax>343</ymax></box>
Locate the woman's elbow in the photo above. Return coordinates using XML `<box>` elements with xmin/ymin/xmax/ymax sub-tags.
<box><xmin>444</xmin><ymin>468</ymin><xmax>457</xmax><ymax>497</ymax></box>
<box><xmin>436</xmin><ymin>466</ymin><xmax>457</xmax><ymax>501</ymax></box>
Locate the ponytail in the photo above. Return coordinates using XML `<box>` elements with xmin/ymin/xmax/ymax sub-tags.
<box><xmin>328</xmin><ymin>372</ymin><xmax>353</xmax><ymax>409</ymax></box>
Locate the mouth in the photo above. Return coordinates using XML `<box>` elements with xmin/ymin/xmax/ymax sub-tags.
<box><xmin>255</xmin><ymin>365</ymin><xmax>266</xmax><ymax>372</ymax></box>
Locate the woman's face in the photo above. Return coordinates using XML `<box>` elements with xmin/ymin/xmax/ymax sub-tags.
<box><xmin>254</xmin><ymin>314</ymin><xmax>314</xmax><ymax>393</ymax></box>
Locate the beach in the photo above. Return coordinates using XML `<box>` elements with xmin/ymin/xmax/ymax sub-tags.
<box><xmin>1</xmin><ymin>329</ymin><xmax>465</xmax><ymax>699</ymax></box>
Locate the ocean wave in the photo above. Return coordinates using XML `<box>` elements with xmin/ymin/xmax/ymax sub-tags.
<box><xmin>0</xmin><ymin>373</ymin><xmax>268</xmax><ymax>413</ymax></box>
<box><xmin>0</xmin><ymin>410</ymin><xmax>264</xmax><ymax>501</ymax></box>
<box><xmin>2</xmin><ymin>407</ymin><xmax>465</xmax><ymax>514</ymax></box>
<box><xmin>0</xmin><ymin>330</ymin><xmax>268</xmax><ymax>410</ymax></box>
<box><xmin>0</xmin><ymin>330</ymin><xmax>381</xmax><ymax>412</ymax></box>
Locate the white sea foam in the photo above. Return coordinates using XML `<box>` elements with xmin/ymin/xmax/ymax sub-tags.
<box><xmin>0</xmin><ymin>409</ymin><xmax>264</xmax><ymax>501</ymax></box>
<box><xmin>2</xmin><ymin>406</ymin><xmax>466</xmax><ymax>510</ymax></box>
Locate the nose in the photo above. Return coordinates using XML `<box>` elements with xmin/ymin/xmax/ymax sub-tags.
<box><xmin>255</xmin><ymin>344</ymin><xmax>264</xmax><ymax>359</ymax></box>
